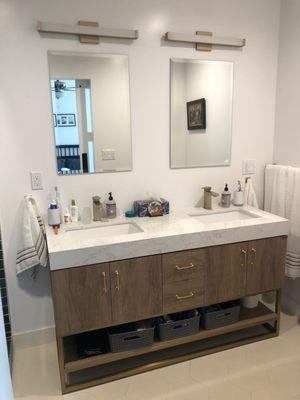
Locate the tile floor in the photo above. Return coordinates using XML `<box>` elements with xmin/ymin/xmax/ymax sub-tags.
<box><xmin>12</xmin><ymin>313</ymin><xmax>300</xmax><ymax>400</ymax></box>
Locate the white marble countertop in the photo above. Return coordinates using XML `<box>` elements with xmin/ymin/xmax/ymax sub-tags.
<box><xmin>46</xmin><ymin>206</ymin><xmax>289</xmax><ymax>271</ymax></box>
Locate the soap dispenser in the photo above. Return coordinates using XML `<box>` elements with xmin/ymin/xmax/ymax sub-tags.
<box><xmin>221</xmin><ymin>184</ymin><xmax>231</xmax><ymax>208</ymax></box>
<box><xmin>106</xmin><ymin>192</ymin><xmax>116</xmax><ymax>219</ymax></box>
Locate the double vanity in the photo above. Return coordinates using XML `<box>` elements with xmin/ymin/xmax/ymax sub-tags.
<box><xmin>46</xmin><ymin>206</ymin><xmax>288</xmax><ymax>393</ymax></box>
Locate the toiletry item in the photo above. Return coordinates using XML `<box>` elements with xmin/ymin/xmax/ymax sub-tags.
<box><xmin>148</xmin><ymin>200</ymin><xmax>163</xmax><ymax>217</ymax></box>
<box><xmin>241</xmin><ymin>295</ymin><xmax>259</xmax><ymax>309</ymax></box>
<box><xmin>233</xmin><ymin>180</ymin><xmax>244</xmax><ymax>206</ymax></box>
<box><xmin>53</xmin><ymin>225</ymin><xmax>59</xmax><ymax>235</ymax></box>
<box><xmin>48</xmin><ymin>202</ymin><xmax>61</xmax><ymax>227</ymax></box>
<box><xmin>220</xmin><ymin>184</ymin><xmax>231</xmax><ymax>208</ymax></box>
<box><xmin>64</xmin><ymin>208</ymin><xmax>70</xmax><ymax>223</ymax></box>
<box><xmin>106</xmin><ymin>192</ymin><xmax>116</xmax><ymax>219</ymax></box>
<box><xmin>134</xmin><ymin>198</ymin><xmax>170</xmax><ymax>217</ymax></box>
<box><xmin>125</xmin><ymin>210</ymin><xmax>136</xmax><ymax>218</ymax></box>
<box><xmin>70</xmin><ymin>199</ymin><xmax>79</xmax><ymax>222</ymax></box>
<box><xmin>134</xmin><ymin>200</ymin><xmax>150</xmax><ymax>217</ymax></box>
<box><xmin>160</xmin><ymin>198</ymin><xmax>170</xmax><ymax>215</ymax></box>
<box><xmin>93</xmin><ymin>196</ymin><xmax>105</xmax><ymax>221</ymax></box>
<box><xmin>81</xmin><ymin>207</ymin><xmax>92</xmax><ymax>224</ymax></box>
<box><xmin>54</xmin><ymin>186</ymin><xmax>63</xmax><ymax>224</ymax></box>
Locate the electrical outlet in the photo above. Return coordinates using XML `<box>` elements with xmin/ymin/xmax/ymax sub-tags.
<box><xmin>102</xmin><ymin>149</ymin><xmax>116</xmax><ymax>160</ymax></box>
<box><xmin>30</xmin><ymin>172</ymin><xmax>43</xmax><ymax>190</ymax></box>
<box><xmin>242</xmin><ymin>160</ymin><xmax>255</xmax><ymax>175</ymax></box>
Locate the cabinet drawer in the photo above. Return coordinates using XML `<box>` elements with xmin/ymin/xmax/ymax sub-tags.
<box><xmin>162</xmin><ymin>249</ymin><xmax>207</xmax><ymax>284</ymax></box>
<box><xmin>163</xmin><ymin>280</ymin><xmax>205</xmax><ymax>314</ymax></box>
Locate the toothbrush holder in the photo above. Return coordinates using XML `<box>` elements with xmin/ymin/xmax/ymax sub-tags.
<box><xmin>233</xmin><ymin>191</ymin><xmax>244</xmax><ymax>206</ymax></box>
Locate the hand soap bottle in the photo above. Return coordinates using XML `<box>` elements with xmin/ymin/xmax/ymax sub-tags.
<box><xmin>106</xmin><ymin>192</ymin><xmax>116</xmax><ymax>219</ymax></box>
<box><xmin>221</xmin><ymin>184</ymin><xmax>231</xmax><ymax>208</ymax></box>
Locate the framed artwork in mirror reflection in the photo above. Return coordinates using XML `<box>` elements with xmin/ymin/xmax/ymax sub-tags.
<box><xmin>186</xmin><ymin>98</ymin><xmax>206</xmax><ymax>130</ymax></box>
<box><xmin>56</xmin><ymin>113</ymin><xmax>76</xmax><ymax>127</ymax></box>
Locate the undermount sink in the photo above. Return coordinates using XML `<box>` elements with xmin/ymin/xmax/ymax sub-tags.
<box><xmin>65</xmin><ymin>222</ymin><xmax>143</xmax><ymax>240</ymax></box>
<box><xmin>189</xmin><ymin>209</ymin><xmax>260</xmax><ymax>224</ymax></box>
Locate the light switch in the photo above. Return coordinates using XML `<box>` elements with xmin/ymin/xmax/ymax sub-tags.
<box><xmin>102</xmin><ymin>149</ymin><xmax>116</xmax><ymax>160</ymax></box>
<box><xmin>242</xmin><ymin>160</ymin><xmax>255</xmax><ymax>175</ymax></box>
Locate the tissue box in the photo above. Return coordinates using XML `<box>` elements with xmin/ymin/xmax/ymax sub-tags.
<box><xmin>134</xmin><ymin>200</ymin><xmax>150</xmax><ymax>217</ymax></box>
<box><xmin>134</xmin><ymin>199</ymin><xmax>170</xmax><ymax>217</ymax></box>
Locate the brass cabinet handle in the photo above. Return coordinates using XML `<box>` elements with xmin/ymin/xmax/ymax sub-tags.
<box><xmin>250</xmin><ymin>248</ymin><xmax>257</xmax><ymax>266</ymax></box>
<box><xmin>175</xmin><ymin>263</ymin><xmax>195</xmax><ymax>271</ymax></box>
<box><xmin>175</xmin><ymin>292</ymin><xmax>194</xmax><ymax>300</ymax></box>
<box><xmin>241</xmin><ymin>249</ymin><xmax>247</xmax><ymax>267</ymax></box>
<box><xmin>102</xmin><ymin>271</ymin><xmax>107</xmax><ymax>293</ymax></box>
<box><xmin>115</xmin><ymin>270</ymin><xmax>120</xmax><ymax>291</ymax></box>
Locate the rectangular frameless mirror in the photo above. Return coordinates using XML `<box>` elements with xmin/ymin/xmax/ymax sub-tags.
<box><xmin>48</xmin><ymin>51</ymin><xmax>132</xmax><ymax>175</ymax></box>
<box><xmin>170</xmin><ymin>59</ymin><xmax>233</xmax><ymax>168</ymax></box>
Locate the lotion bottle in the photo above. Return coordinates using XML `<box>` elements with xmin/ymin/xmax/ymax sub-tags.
<box><xmin>221</xmin><ymin>184</ymin><xmax>231</xmax><ymax>208</ymax></box>
<box><xmin>106</xmin><ymin>192</ymin><xmax>116</xmax><ymax>219</ymax></box>
<box><xmin>70</xmin><ymin>199</ymin><xmax>79</xmax><ymax>222</ymax></box>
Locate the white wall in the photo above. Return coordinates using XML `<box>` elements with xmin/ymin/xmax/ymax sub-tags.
<box><xmin>0</xmin><ymin>0</ymin><xmax>280</xmax><ymax>335</ymax></box>
<box><xmin>273</xmin><ymin>0</ymin><xmax>300</xmax><ymax>167</ymax></box>
<box><xmin>273</xmin><ymin>0</ymin><xmax>300</xmax><ymax>315</ymax></box>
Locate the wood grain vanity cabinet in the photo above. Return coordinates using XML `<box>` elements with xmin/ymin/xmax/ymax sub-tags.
<box><xmin>51</xmin><ymin>236</ymin><xmax>287</xmax><ymax>394</ymax></box>
<box><xmin>162</xmin><ymin>248</ymin><xmax>206</xmax><ymax>313</ymax></box>
<box><xmin>51</xmin><ymin>263</ymin><xmax>112</xmax><ymax>336</ymax></box>
<box><xmin>110</xmin><ymin>255</ymin><xmax>162</xmax><ymax>325</ymax></box>
<box><xmin>205</xmin><ymin>242</ymin><xmax>248</xmax><ymax>304</ymax></box>
<box><xmin>245</xmin><ymin>237</ymin><xmax>286</xmax><ymax>295</ymax></box>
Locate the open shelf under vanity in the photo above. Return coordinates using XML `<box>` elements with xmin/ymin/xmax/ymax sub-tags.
<box><xmin>57</xmin><ymin>299</ymin><xmax>280</xmax><ymax>393</ymax></box>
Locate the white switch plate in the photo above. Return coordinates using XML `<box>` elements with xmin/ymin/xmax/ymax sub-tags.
<box><xmin>102</xmin><ymin>149</ymin><xmax>116</xmax><ymax>160</ymax></box>
<box><xmin>30</xmin><ymin>171</ymin><xmax>43</xmax><ymax>190</ymax></box>
<box><xmin>242</xmin><ymin>160</ymin><xmax>255</xmax><ymax>175</ymax></box>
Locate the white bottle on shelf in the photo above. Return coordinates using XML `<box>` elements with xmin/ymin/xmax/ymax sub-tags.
<box><xmin>70</xmin><ymin>199</ymin><xmax>79</xmax><ymax>222</ymax></box>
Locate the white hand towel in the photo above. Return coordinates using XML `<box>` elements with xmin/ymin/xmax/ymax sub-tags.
<box><xmin>244</xmin><ymin>178</ymin><xmax>258</xmax><ymax>208</ymax></box>
<box><xmin>264</xmin><ymin>164</ymin><xmax>290</xmax><ymax>217</ymax></box>
<box><xmin>16</xmin><ymin>196</ymin><xmax>48</xmax><ymax>275</ymax></box>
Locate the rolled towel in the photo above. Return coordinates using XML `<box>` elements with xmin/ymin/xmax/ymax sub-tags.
<box><xmin>244</xmin><ymin>177</ymin><xmax>258</xmax><ymax>208</ymax></box>
<box><xmin>16</xmin><ymin>196</ymin><xmax>48</xmax><ymax>275</ymax></box>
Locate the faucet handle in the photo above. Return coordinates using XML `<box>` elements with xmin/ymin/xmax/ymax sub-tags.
<box><xmin>93</xmin><ymin>195</ymin><xmax>101</xmax><ymax>204</ymax></box>
<box><xmin>202</xmin><ymin>187</ymin><xmax>219</xmax><ymax>197</ymax></box>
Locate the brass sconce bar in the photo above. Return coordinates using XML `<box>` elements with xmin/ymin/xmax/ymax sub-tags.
<box><xmin>165</xmin><ymin>31</ymin><xmax>245</xmax><ymax>51</ymax></box>
<box><xmin>37</xmin><ymin>21</ymin><xmax>139</xmax><ymax>44</ymax></box>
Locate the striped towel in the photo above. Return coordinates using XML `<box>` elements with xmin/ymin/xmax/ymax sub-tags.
<box><xmin>265</xmin><ymin>164</ymin><xmax>300</xmax><ymax>279</ymax></box>
<box><xmin>16</xmin><ymin>196</ymin><xmax>48</xmax><ymax>275</ymax></box>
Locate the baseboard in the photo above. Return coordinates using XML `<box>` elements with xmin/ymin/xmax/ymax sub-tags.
<box><xmin>12</xmin><ymin>325</ymin><xmax>55</xmax><ymax>351</ymax></box>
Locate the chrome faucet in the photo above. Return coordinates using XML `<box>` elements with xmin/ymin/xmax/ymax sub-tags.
<box><xmin>92</xmin><ymin>196</ymin><xmax>105</xmax><ymax>221</ymax></box>
<box><xmin>202</xmin><ymin>186</ymin><xmax>219</xmax><ymax>210</ymax></box>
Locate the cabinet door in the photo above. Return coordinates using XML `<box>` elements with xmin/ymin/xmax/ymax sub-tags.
<box><xmin>110</xmin><ymin>255</ymin><xmax>162</xmax><ymax>325</ymax></box>
<box><xmin>205</xmin><ymin>242</ymin><xmax>247</xmax><ymax>304</ymax></box>
<box><xmin>51</xmin><ymin>263</ymin><xmax>112</xmax><ymax>336</ymax></box>
<box><xmin>246</xmin><ymin>237</ymin><xmax>287</xmax><ymax>294</ymax></box>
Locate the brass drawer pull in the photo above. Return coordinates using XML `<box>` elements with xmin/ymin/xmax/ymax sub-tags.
<box><xmin>241</xmin><ymin>249</ymin><xmax>247</xmax><ymax>267</ymax></box>
<box><xmin>250</xmin><ymin>248</ymin><xmax>256</xmax><ymax>265</ymax></box>
<box><xmin>102</xmin><ymin>271</ymin><xmax>107</xmax><ymax>293</ymax></box>
<box><xmin>175</xmin><ymin>263</ymin><xmax>195</xmax><ymax>271</ymax></box>
<box><xmin>115</xmin><ymin>270</ymin><xmax>120</xmax><ymax>291</ymax></box>
<box><xmin>176</xmin><ymin>292</ymin><xmax>194</xmax><ymax>300</ymax></box>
